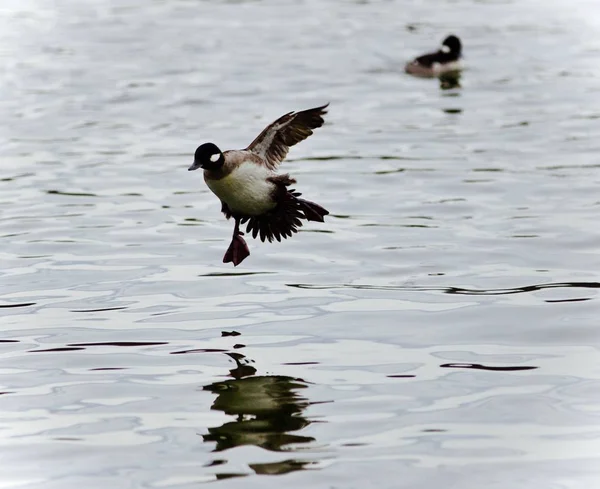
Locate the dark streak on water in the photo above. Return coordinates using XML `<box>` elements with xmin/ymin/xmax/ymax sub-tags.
<box><xmin>287</xmin><ymin>281</ymin><xmax>600</xmax><ymax>296</ymax></box>
<box><xmin>46</xmin><ymin>190</ymin><xmax>99</xmax><ymax>197</ymax></box>
<box><xmin>88</xmin><ymin>367</ymin><xmax>128</xmax><ymax>371</ymax></box>
<box><xmin>201</xmin><ymin>272</ymin><xmax>276</xmax><ymax>277</ymax></box>
<box><xmin>170</xmin><ymin>348</ymin><xmax>229</xmax><ymax>355</ymax></box>
<box><xmin>70</xmin><ymin>307</ymin><xmax>129</xmax><ymax>313</ymax></box>
<box><xmin>544</xmin><ymin>297</ymin><xmax>591</xmax><ymax>303</ymax></box>
<box><xmin>221</xmin><ymin>331</ymin><xmax>241</xmax><ymax>337</ymax></box>
<box><xmin>68</xmin><ymin>342</ymin><xmax>169</xmax><ymax>347</ymax></box>
<box><xmin>440</xmin><ymin>363</ymin><xmax>539</xmax><ymax>372</ymax></box>
<box><xmin>29</xmin><ymin>347</ymin><xmax>87</xmax><ymax>353</ymax></box>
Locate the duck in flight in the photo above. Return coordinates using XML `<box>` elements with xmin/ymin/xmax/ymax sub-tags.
<box><xmin>188</xmin><ymin>104</ymin><xmax>330</xmax><ymax>266</ymax></box>
<box><xmin>405</xmin><ymin>35</ymin><xmax>462</xmax><ymax>77</ymax></box>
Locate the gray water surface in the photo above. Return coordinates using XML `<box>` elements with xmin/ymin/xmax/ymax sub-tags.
<box><xmin>2</xmin><ymin>0</ymin><xmax>600</xmax><ymax>487</ymax></box>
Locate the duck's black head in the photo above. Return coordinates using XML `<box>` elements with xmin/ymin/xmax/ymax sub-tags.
<box><xmin>441</xmin><ymin>35</ymin><xmax>462</xmax><ymax>56</ymax></box>
<box><xmin>188</xmin><ymin>143</ymin><xmax>224</xmax><ymax>171</ymax></box>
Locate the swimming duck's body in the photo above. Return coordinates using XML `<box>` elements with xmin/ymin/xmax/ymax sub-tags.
<box><xmin>405</xmin><ymin>35</ymin><xmax>462</xmax><ymax>78</ymax></box>
<box><xmin>189</xmin><ymin>104</ymin><xmax>329</xmax><ymax>266</ymax></box>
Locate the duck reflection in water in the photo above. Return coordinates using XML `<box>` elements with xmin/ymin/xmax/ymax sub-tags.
<box><xmin>439</xmin><ymin>71</ymin><xmax>461</xmax><ymax>90</ymax></box>
<box><xmin>202</xmin><ymin>352</ymin><xmax>317</xmax><ymax>476</ymax></box>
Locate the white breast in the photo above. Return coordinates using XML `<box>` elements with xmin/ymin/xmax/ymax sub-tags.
<box><xmin>206</xmin><ymin>162</ymin><xmax>277</xmax><ymax>216</ymax></box>
<box><xmin>432</xmin><ymin>60</ymin><xmax>462</xmax><ymax>75</ymax></box>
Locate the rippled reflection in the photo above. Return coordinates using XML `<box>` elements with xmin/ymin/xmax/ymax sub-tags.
<box><xmin>202</xmin><ymin>352</ymin><xmax>317</xmax><ymax>476</ymax></box>
<box><xmin>439</xmin><ymin>71</ymin><xmax>461</xmax><ymax>90</ymax></box>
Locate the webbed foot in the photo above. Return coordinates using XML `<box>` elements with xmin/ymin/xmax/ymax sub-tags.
<box><xmin>223</xmin><ymin>233</ymin><xmax>250</xmax><ymax>266</ymax></box>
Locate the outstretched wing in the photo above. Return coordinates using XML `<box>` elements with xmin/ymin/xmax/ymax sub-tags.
<box><xmin>246</xmin><ymin>103</ymin><xmax>329</xmax><ymax>170</ymax></box>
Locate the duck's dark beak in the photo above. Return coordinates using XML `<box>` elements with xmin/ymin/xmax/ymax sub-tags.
<box><xmin>188</xmin><ymin>161</ymin><xmax>202</xmax><ymax>171</ymax></box>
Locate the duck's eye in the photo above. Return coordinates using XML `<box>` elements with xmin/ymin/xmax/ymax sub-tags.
<box><xmin>210</xmin><ymin>153</ymin><xmax>220</xmax><ymax>162</ymax></box>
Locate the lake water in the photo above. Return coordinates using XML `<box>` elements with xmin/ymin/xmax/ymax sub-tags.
<box><xmin>2</xmin><ymin>0</ymin><xmax>600</xmax><ymax>487</ymax></box>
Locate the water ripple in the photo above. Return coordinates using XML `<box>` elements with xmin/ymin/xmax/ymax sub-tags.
<box><xmin>2</xmin><ymin>0</ymin><xmax>600</xmax><ymax>486</ymax></box>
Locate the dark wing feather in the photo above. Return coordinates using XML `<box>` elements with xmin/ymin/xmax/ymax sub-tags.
<box><xmin>246</xmin><ymin>104</ymin><xmax>329</xmax><ymax>170</ymax></box>
<box><xmin>414</xmin><ymin>52</ymin><xmax>438</xmax><ymax>68</ymax></box>
<box><xmin>413</xmin><ymin>50</ymin><xmax>458</xmax><ymax>67</ymax></box>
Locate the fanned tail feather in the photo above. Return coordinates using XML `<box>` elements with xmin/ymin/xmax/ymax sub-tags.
<box><xmin>296</xmin><ymin>198</ymin><xmax>328</xmax><ymax>222</ymax></box>
<box><xmin>245</xmin><ymin>190</ymin><xmax>328</xmax><ymax>243</ymax></box>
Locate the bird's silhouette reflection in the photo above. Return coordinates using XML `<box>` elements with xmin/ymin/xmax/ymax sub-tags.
<box><xmin>439</xmin><ymin>71</ymin><xmax>461</xmax><ymax>90</ymax></box>
<box><xmin>202</xmin><ymin>352</ymin><xmax>317</xmax><ymax>476</ymax></box>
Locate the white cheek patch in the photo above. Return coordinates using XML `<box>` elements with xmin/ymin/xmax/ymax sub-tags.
<box><xmin>210</xmin><ymin>153</ymin><xmax>220</xmax><ymax>162</ymax></box>
<box><xmin>441</xmin><ymin>45</ymin><xmax>450</xmax><ymax>53</ymax></box>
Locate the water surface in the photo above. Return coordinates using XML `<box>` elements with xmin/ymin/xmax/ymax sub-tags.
<box><xmin>2</xmin><ymin>0</ymin><xmax>600</xmax><ymax>487</ymax></box>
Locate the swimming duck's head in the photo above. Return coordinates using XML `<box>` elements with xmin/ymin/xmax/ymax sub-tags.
<box><xmin>441</xmin><ymin>35</ymin><xmax>462</xmax><ymax>56</ymax></box>
<box><xmin>189</xmin><ymin>143</ymin><xmax>224</xmax><ymax>171</ymax></box>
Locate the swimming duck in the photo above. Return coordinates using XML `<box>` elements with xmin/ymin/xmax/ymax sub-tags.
<box><xmin>188</xmin><ymin>104</ymin><xmax>330</xmax><ymax>266</ymax></box>
<box><xmin>405</xmin><ymin>35</ymin><xmax>462</xmax><ymax>77</ymax></box>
